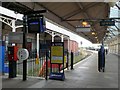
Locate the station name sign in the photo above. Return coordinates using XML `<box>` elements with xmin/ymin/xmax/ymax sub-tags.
<box><xmin>100</xmin><ymin>20</ymin><xmax>115</xmax><ymax>26</ymax></box>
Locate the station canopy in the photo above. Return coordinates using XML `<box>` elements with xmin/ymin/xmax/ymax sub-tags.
<box><xmin>2</xmin><ymin>2</ymin><xmax>112</xmax><ymax>43</ymax></box>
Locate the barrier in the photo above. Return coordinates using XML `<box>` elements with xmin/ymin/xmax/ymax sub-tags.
<box><xmin>38</xmin><ymin>60</ymin><xmax>62</xmax><ymax>76</ymax></box>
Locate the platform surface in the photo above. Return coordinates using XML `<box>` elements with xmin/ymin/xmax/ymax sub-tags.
<box><xmin>2</xmin><ymin>51</ymin><xmax>118</xmax><ymax>88</ymax></box>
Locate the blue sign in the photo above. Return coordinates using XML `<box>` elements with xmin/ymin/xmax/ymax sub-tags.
<box><xmin>28</xmin><ymin>16</ymin><xmax>46</xmax><ymax>33</ymax></box>
<box><xmin>49</xmin><ymin>73</ymin><xmax>65</xmax><ymax>81</ymax></box>
<box><xmin>40</xmin><ymin>18</ymin><xmax>46</xmax><ymax>33</ymax></box>
<box><xmin>29</xmin><ymin>22</ymin><xmax>39</xmax><ymax>25</ymax></box>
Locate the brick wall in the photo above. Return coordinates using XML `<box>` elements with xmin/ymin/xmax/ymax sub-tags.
<box><xmin>64</xmin><ymin>40</ymin><xmax>79</xmax><ymax>53</ymax></box>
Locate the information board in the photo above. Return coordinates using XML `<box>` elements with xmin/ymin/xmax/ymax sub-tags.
<box><xmin>51</xmin><ymin>42</ymin><xmax>64</xmax><ymax>64</ymax></box>
<box><xmin>17</xmin><ymin>48</ymin><xmax>29</xmax><ymax>61</ymax></box>
<box><xmin>27</xmin><ymin>16</ymin><xmax>46</xmax><ymax>33</ymax></box>
<box><xmin>49</xmin><ymin>42</ymin><xmax>65</xmax><ymax>80</ymax></box>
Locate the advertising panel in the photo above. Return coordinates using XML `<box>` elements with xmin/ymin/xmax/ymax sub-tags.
<box><xmin>51</xmin><ymin>42</ymin><xmax>64</xmax><ymax>64</ymax></box>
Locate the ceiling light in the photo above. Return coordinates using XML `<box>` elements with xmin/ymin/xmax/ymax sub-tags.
<box><xmin>82</xmin><ymin>21</ymin><xmax>88</xmax><ymax>27</ymax></box>
<box><xmin>95</xmin><ymin>37</ymin><xmax>97</xmax><ymax>38</ymax></box>
<box><xmin>92</xmin><ymin>32</ymin><xmax>95</xmax><ymax>35</ymax></box>
<box><xmin>97</xmin><ymin>39</ymin><xmax>99</xmax><ymax>41</ymax></box>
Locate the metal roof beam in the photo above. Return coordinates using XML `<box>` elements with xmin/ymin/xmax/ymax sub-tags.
<box><xmin>108</xmin><ymin>27</ymin><xmax>118</xmax><ymax>31</ymax></box>
<box><xmin>76</xmin><ymin>2</ymin><xmax>101</xmax><ymax>43</ymax></box>
<box><xmin>15</xmin><ymin>2</ymin><xmax>76</xmax><ymax>34</ymax></box>
<box><xmin>108</xmin><ymin>28</ymin><xmax>116</xmax><ymax>36</ymax></box>
<box><xmin>115</xmin><ymin>3</ymin><xmax>120</xmax><ymax>10</ymax></box>
<box><xmin>35</xmin><ymin>3</ymin><xmax>76</xmax><ymax>29</ymax></box>
<box><xmin>62</xmin><ymin>18</ymin><xmax>120</xmax><ymax>21</ymax></box>
<box><xmin>115</xmin><ymin>25</ymin><xmax>120</xmax><ymax>31</ymax></box>
<box><xmin>81</xmin><ymin>32</ymin><xmax>92</xmax><ymax>42</ymax></box>
<box><xmin>63</xmin><ymin>2</ymin><xmax>99</xmax><ymax>20</ymax></box>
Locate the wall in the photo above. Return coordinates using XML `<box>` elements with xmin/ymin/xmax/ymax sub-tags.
<box><xmin>107</xmin><ymin>35</ymin><xmax>119</xmax><ymax>55</ymax></box>
<box><xmin>64</xmin><ymin>40</ymin><xmax>79</xmax><ymax>53</ymax></box>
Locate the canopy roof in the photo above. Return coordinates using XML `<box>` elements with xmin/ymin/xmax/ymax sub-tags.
<box><xmin>2</xmin><ymin>2</ymin><xmax>111</xmax><ymax>43</ymax></box>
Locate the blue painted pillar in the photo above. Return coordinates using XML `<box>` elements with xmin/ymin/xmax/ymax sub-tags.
<box><xmin>0</xmin><ymin>41</ymin><xmax>5</xmax><ymax>73</ymax></box>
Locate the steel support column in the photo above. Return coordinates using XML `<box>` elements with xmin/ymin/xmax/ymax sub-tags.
<box><xmin>61</xmin><ymin>35</ymin><xmax>64</xmax><ymax>42</ymax></box>
<box><xmin>52</xmin><ymin>32</ymin><xmax>55</xmax><ymax>42</ymax></box>
<box><xmin>68</xmin><ymin>37</ymin><xmax>70</xmax><ymax>52</ymax></box>
<box><xmin>12</xmin><ymin>20</ymin><xmax>16</xmax><ymax>32</ymax></box>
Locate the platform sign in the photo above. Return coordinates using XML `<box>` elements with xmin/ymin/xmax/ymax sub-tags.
<box><xmin>76</xmin><ymin>27</ymin><xmax>91</xmax><ymax>32</ymax></box>
<box><xmin>100</xmin><ymin>20</ymin><xmax>115</xmax><ymax>26</ymax></box>
<box><xmin>51</xmin><ymin>42</ymin><xmax>64</xmax><ymax>64</ymax></box>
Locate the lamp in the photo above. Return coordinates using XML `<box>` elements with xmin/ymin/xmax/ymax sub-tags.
<box><xmin>95</xmin><ymin>36</ymin><xmax>97</xmax><ymax>39</ymax></box>
<box><xmin>92</xmin><ymin>32</ymin><xmax>95</xmax><ymax>35</ymax></box>
<box><xmin>82</xmin><ymin>21</ymin><xmax>88</xmax><ymax>27</ymax></box>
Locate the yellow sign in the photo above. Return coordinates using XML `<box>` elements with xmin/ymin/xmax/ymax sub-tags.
<box><xmin>64</xmin><ymin>56</ymin><xmax>67</xmax><ymax>63</ymax></box>
<box><xmin>51</xmin><ymin>46</ymin><xmax>63</xmax><ymax>64</ymax></box>
<box><xmin>35</xmin><ymin>54</ymin><xmax>39</xmax><ymax>64</ymax></box>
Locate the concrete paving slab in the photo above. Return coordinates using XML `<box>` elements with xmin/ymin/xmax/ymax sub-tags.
<box><xmin>2</xmin><ymin>52</ymin><xmax>118</xmax><ymax>88</ymax></box>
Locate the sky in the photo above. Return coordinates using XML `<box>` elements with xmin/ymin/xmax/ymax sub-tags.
<box><xmin>109</xmin><ymin>3</ymin><xmax>119</xmax><ymax>36</ymax></box>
